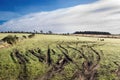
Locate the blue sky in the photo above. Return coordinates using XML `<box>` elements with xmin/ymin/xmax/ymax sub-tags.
<box><xmin>0</xmin><ymin>0</ymin><xmax>97</xmax><ymax>12</ymax></box>
<box><xmin>0</xmin><ymin>0</ymin><xmax>97</xmax><ymax>23</ymax></box>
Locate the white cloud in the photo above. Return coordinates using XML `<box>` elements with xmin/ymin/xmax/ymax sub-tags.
<box><xmin>0</xmin><ymin>0</ymin><xmax>120</xmax><ymax>34</ymax></box>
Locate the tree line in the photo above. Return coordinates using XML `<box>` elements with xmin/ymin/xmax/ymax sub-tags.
<box><xmin>0</xmin><ymin>30</ymin><xmax>112</xmax><ymax>35</ymax></box>
<box><xmin>0</xmin><ymin>30</ymin><xmax>70</xmax><ymax>35</ymax></box>
<box><xmin>0</xmin><ymin>30</ymin><xmax>53</xmax><ymax>34</ymax></box>
<box><xmin>74</xmin><ymin>31</ymin><xmax>111</xmax><ymax>35</ymax></box>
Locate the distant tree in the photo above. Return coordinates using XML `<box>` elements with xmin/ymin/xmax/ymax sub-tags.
<box><xmin>34</xmin><ymin>30</ymin><xmax>36</xmax><ymax>33</ymax></box>
<box><xmin>67</xmin><ymin>33</ymin><xmax>70</xmax><ymax>35</ymax></box>
<box><xmin>40</xmin><ymin>30</ymin><xmax>43</xmax><ymax>34</ymax></box>
<box><xmin>48</xmin><ymin>31</ymin><xmax>52</xmax><ymax>34</ymax></box>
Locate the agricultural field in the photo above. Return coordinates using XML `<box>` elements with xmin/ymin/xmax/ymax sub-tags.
<box><xmin>0</xmin><ymin>33</ymin><xmax>120</xmax><ymax>80</ymax></box>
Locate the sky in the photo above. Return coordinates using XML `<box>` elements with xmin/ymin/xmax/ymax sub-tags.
<box><xmin>0</xmin><ymin>0</ymin><xmax>97</xmax><ymax>21</ymax></box>
<box><xmin>0</xmin><ymin>0</ymin><xmax>120</xmax><ymax>34</ymax></box>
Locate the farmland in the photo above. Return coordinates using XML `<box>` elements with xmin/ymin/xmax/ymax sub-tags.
<box><xmin>0</xmin><ymin>33</ymin><xmax>120</xmax><ymax>80</ymax></box>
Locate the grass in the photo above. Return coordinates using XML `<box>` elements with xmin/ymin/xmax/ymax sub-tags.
<box><xmin>0</xmin><ymin>33</ymin><xmax>120</xmax><ymax>80</ymax></box>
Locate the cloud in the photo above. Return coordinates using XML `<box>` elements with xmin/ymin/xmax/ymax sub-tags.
<box><xmin>0</xmin><ymin>0</ymin><xmax>120</xmax><ymax>34</ymax></box>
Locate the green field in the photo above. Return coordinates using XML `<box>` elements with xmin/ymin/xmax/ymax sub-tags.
<box><xmin>0</xmin><ymin>33</ymin><xmax>120</xmax><ymax>80</ymax></box>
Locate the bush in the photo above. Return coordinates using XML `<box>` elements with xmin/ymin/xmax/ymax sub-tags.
<box><xmin>28</xmin><ymin>33</ymin><xmax>35</xmax><ymax>38</ymax></box>
<box><xmin>22</xmin><ymin>35</ymin><xmax>27</xmax><ymax>39</ymax></box>
<box><xmin>2</xmin><ymin>35</ymin><xmax>19</xmax><ymax>45</ymax></box>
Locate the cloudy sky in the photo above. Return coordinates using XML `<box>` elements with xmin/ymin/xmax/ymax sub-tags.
<box><xmin>0</xmin><ymin>0</ymin><xmax>120</xmax><ymax>34</ymax></box>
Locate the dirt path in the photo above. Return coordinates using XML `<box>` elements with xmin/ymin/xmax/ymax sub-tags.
<box><xmin>0</xmin><ymin>43</ymin><xmax>10</xmax><ymax>49</ymax></box>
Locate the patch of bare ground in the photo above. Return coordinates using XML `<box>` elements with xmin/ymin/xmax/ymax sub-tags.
<box><xmin>0</xmin><ymin>42</ymin><xmax>10</xmax><ymax>49</ymax></box>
